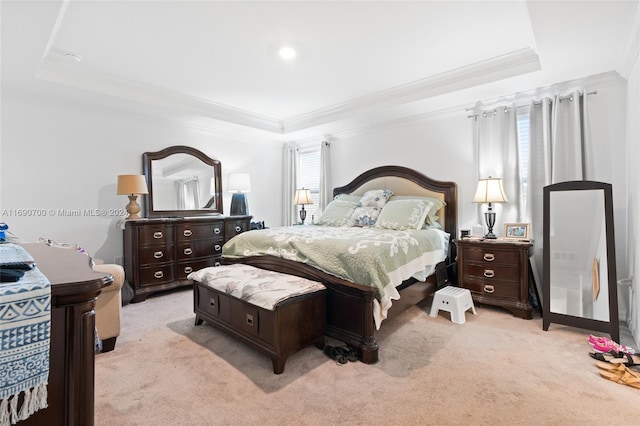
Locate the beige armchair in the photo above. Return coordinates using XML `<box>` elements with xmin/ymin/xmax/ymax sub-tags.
<box><xmin>92</xmin><ymin>263</ymin><xmax>125</xmax><ymax>352</ymax></box>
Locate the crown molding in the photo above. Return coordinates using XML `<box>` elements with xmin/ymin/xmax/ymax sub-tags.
<box><xmin>35</xmin><ymin>58</ymin><xmax>284</xmax><ymax>134</ymax></box>
<box><xmin>282</xmin><ymin>47</ymin><xmax>540</xmax><ymax>133</ymax></box>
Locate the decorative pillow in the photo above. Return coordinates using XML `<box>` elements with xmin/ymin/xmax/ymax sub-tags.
<box><xmin>314</xmin><ymin>200</ymin><xmax>357</xmax><ymax>227</ymax></box>
<box><xmin>334</xmin><ymin>193</ymin><xmax>363</xmax><ymax>203</ymax></box>
<box><xmin>375</xmin><ymin>199</ymin><xmax>433</xmax><ymax>231</ymax></box>
<box><xmin>357</xmin><ymin>189</ymin><xmax>393</xmax><ymax>208</ymax></box>
<box><xmin>349</xmin><ymin>206</ymin><xmax>382</xmax><ymax>227</ymax></box>
<box><xmin>388</xmin><ymin>195</ymin><xmax>446</xmax><ymax>226</ymax></box>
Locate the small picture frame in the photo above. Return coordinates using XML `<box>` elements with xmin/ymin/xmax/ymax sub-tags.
<box><xmin>504</xmin><ymin>223</ymin><xmax>530</xmax><ymax>240</ymax></box>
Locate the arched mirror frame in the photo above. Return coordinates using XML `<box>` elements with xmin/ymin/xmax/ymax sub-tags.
<box><xmin>542</xmin><ymin>180</ymin><xmax>619</xmax><ymax>342</ymax></box>
<box><xmin>143</xmin><ymin>146</ymin><xmax>223</xmax><ymax>218</ymax></box>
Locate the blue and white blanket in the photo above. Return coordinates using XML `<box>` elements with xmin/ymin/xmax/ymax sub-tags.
<box><xmin>0</xmin><ymin>244</ymin><xmax>50</xmax><ymax>426</ymax></box>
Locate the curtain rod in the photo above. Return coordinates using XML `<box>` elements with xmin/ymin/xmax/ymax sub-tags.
<box><xmin>467</xmin><ymin>90</ymin><xmax>598</xmax><ymax>119</ymax></box>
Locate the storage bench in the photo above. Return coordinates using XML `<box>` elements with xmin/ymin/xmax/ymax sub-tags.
<box><xmin>189</xmin><ymin>264</ymin><xmax>326</xmax><ymax>374</ymax></box>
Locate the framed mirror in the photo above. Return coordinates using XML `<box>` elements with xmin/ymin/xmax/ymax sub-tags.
<box><xmin>543</xmin><ymin>181</ymin><xmax>619</xmax><ymax>342</ymax></box>
<box><xmin>143</xmin><ymin>146</ymin><xmax>222</xmax><ymax>218</ymax></box>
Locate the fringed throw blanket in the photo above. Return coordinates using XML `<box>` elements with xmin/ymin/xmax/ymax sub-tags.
<box><xmin>0</xmin><ymin>244</ymin><xmax>50</xmax><ymax>426</ymax></box>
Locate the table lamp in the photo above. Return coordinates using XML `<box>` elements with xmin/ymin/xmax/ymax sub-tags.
<box><xmin>117</xmin><ymin>175</ymin><xmax>148</xmax><ymax>219</ymax></box>
<box><xmin>293</xmin><ymin>188</ymin><xmax>313</xmax><ymax>224</ymax></box>
<box><xmin>228</xmin><ymin>173</ymin><xmax>251</xmax><ymax>215</ymax></box>
<box><xmin>472</xmin><ymin>176</ymin><xmax>508</xmax><ymax>239</ymax></box>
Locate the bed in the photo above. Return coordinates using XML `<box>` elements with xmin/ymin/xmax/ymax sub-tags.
<box><xmin>220</xmin><ymin>166</ymin><xmax>457</xmax><ymax>363</ymax></box>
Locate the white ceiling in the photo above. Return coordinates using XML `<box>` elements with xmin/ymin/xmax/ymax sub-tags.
<box><xmin>1</xmin><ymin>1</ymin><xmax>637</xmax><ymax>139</ymax></box>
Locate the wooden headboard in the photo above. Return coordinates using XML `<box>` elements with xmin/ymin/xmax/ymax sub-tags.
<box><xmin>333</xmin><ymin>165</ymin><xmax>458</xmax><ymax>238</ymax></box>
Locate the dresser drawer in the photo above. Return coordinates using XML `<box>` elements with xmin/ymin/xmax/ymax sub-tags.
<box><xmin>463</xmin><ymin>263</ymin><xmax>520</xmax><ymax>282</ymax></box>
<box><xmin>177</xmin><ymin>257</ymin><xmax>219</xmax><ymax>280</ymax></box>
<box><xmin>139</xmin><ymin>264</ymin><xmax>176</xmax><ymax>286</ymax></box>
<box><xmin>139</xmin><ymin>225</ymin><xmax>174</xmax><ymax>246</ymax></box>
<box><xmin>462</xmin><ymin>278</ymin><xmax>520</xmax><ymax>299</ymax></box>
<box><xmin>177</xmin><ymin>240</ymin><xmax>223</xmax><ymax>260</ymax></box>
<box><xmin>176</xmin><ymin>222</ymin><xmax>223</xmax><ymax>242</ymax></box>
<box><xmin>138</xmin><ymin>245</ymin><xmax>175</xmax><ymax>265</ymax></box>
<box><xmin>463</xmin><ymin>247</ymin><xmax>520</xmax><ymax>265</ymax></box>
<box><xmin>225</xmin><ymin>220</ymin><xmax>250</xmax><ymax>240</ymax></box>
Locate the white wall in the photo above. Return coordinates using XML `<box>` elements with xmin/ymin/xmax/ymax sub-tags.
<box><xmin>330</xmin><ymin>111</ymin><xmax>478</xmax><ymax>234</ymax></box>
<box><xmin>0</xmin><ymin>96</ymin><xmax>282</xmax><ymax>265</ymax></box>
<box><xmin>625</xmin><ymin>39</ymin><xmax>640</xmax><ymax>345</ymax></box>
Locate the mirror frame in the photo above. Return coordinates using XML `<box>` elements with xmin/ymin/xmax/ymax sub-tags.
<box><xmin>143</xmin><ymin>145</ymin><xmax>222</xmax><ymax>218</ymax></box>
<box><xmin>542</xmin><ymin>180</ymin><xmax>619</xmax><ymax>342</ymax></box>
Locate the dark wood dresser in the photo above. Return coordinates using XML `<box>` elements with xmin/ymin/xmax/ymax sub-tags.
<box><xmin>124</xmin><ymin>216</ymin><xmax>251</xmax><ymax>302</ymax></box>
<box><xmin>455</xmin><ymin>238</ymin><xmax>533</xmax><ymax>319</ymax></box>
<box><xmin>18</xmin><ymin>243</ymin><xmax>113</xmax><ymax>426</ymax></box>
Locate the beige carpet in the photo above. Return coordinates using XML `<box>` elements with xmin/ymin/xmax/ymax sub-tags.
<box><xmin>95</xmin><ymin>289</ymin><xmax>639</xmax><ymax>425</ymax></box>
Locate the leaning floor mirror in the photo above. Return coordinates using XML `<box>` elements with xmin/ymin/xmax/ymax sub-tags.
<box><xmin>543</xmin><ymin>181</ymin><xmax>619</xmax><ymax>342</ymax></box>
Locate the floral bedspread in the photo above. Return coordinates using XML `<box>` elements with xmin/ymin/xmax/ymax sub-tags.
<box><xmin>222</xmin><ymin>225</ymin><xmax>448</xmax><ymax>328</ymax></box>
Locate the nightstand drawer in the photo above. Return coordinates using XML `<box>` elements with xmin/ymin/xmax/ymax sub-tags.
<box><xmin>464</xmin><ymin>264</ymin><xmax>520</xmax><ymax>282</ymax></box>
<box><xmin>463</xmin><ymin>279</ymin><xmax>520</xmax><ymax>299</ymax></box>
<box><xmin>463</xmin><ymin>247</ymin><xmax>520</xmax><ymax>265</ymax></box>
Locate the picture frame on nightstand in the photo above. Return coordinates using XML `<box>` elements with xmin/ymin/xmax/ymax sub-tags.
<box><xmin>504</xmin><ymin>223</ymin><xmax>530</xmax><ymax>240</ymax></box>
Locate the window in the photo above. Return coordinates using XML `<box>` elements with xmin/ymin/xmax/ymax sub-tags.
<box><xmin>298</xmin><ymin>146</ymin><xmax>321</xmax><ymax>222</ymax></box>
<box><xmin>516</xmin><ymin>108</ymin><xmax>530</xmax><ymax>213</ymax></box>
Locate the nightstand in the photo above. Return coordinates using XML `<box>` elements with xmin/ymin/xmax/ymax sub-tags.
<box><xmin>455</xmin><ymin>238</ymin><xmax>533</xmax><ymax>319</ymax></box>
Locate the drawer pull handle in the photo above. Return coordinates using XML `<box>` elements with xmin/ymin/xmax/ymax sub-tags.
<box><xmin>214</xmin><ymin>245</ymin><xmax>221</xmax><ymax>251</ymax></box>
<box><xmin>483</xmin><ymin>253</ymin><xmax>495</xmax><ymax>262</ymax></box>
<box><xmin>214</xmin><ymin>261</ymin><xmax>221</xmax><ymax>267</ymax></box>
<box><xmin>246</xmin><ymin>313</ymin><xmax>254</xmax><ymax>326</ymax></box>
<box><xmin>235</xmin><ymin>225</ymin><xmax>242</xmax><ymax>233</ymax></box>
<box><xmin>154</xmin><ymin>271</ymin><xmax>164</xmax><ymax>279</ymax></box>
<box><xmin>483</xmin><ymin>284</ymin><xmax>495</xmax><ymax>294</ymax></box>
<box><xmin>184</xmin><ymin>248</ymin><xmax>193</xmax><ymax>255</ymax></box>
<box><xmin>214</xmin><ymin>228</ymin><xmax>221</xmax><ymax>234</ymax></box>
<box><xmin>483</xmin><ymin>269</ymin><xmax>495</xmax><ymax>278</ymax></box>
<box><xmin>153</xmin><ymin>232</ymin><xmax>163</xmax><ymax>239</ymax></box>
<box><xmin>209</xmin><ymin>298</ymin><xmax>216</xmax><ymax>308</ymax></box>
<box><xmin>183</xmin><ymin>229</ymin><xmax>192</xmax><ymax>237</ymax></box>
<box><xmin>153</xmin><ymin>251</ymin><xmax>163</xmax><ymax>259</ymax></box>
<box><xmin>184</xmin><ymin>266</ymin><xmax>193</xmax><ymax>274</ymax></box>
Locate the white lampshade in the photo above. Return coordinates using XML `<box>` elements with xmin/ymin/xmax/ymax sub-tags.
<box><xmin>228</xmin><ymin>173</ymin><xmax>251</xmax><ymax>193</ymax></box>
<box><xmin>117</xmin><ymin>175</ymin><xmax>148</xmax><ymax>195</ymax></box>
<box><xmin>293</xmin><ymin>188</ymin><xmax>313</xmax><ymax>205</ymax></box>
<box><xmin>472</xmin><ymin>177</ymin><xmax>508</xmax><ymax>204</ymax></box>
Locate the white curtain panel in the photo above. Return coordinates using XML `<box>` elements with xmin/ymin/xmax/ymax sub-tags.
<box><xmin>176</xmin><ymin>177</ymin><xmax>200</xmax><ymax>210</ymax></box>
<box><xmin>319</xmin><ymin>140</ymin><xmax>331</xmax><ymax>213</ymax></box>
<box><xmin>527</xmin><ymin>90</ymin><xmax>592</xmax><ymax>300</ymax></box>
<box><xmin>475</xmin><ymin>104</ymin><xmax>522</xmax><ymax>235</ymax></box>
<box><xmin>282</xmin><ymin>142</ymin><xmax>299</xmax><ymax>226</ymax></box>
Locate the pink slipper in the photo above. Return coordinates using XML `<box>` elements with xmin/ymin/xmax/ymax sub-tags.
<box><xmin>592</xmin><ymin>339</ymin><xmax>636</xmax><ymax>354</ymax></box>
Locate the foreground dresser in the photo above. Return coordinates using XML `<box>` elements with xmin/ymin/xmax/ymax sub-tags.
<box><xmin>124</xmin><ymin>216</ymin><xmax>251</xmax><ymax>302</ymax></box>
<box><xmin>456</xmin><ymin>238</ymin><xmax>533</xmax><ymax>319</ymax></box>
<box><xmin>18</xmin><ymin>243</ymin><xmax>113</xmax><ymax>426</ymax></box>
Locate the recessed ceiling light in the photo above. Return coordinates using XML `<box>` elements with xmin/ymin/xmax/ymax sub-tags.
<box><xmin>278</xmin><ymin>46</ymin><xmax>297</xmax><ymax>61</ymax></box>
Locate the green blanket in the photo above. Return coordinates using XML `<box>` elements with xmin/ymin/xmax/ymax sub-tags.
<box><xmin>223</xmin><ymin>225</ymin><xmax>448</xmax><ymax>327</ymax></box>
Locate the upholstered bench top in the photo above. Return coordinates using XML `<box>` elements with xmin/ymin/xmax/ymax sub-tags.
<box><xmin>188</xmin><ymin>264</ymin><xmax>325</xmax><ymax>311</ymax></box>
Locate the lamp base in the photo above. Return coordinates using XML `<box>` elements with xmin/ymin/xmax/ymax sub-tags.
<box><xmin>230</xmin><ymin>193</ymin><xmax>248</xmax><ymax>216</ymax></box>
<box><xmin>299</xmin><ymin>206</ymin><xmax>307</xmax><ymax>225</ymax></box>
<box><xmin>483</xmin><ymin>210</ymin><xmax>497</xmax><ymax>239</ymax></box>
<box><xmin>126</xmin><ymin>195</ymin><xmax>141</xmax><ymax>220</ymax></box>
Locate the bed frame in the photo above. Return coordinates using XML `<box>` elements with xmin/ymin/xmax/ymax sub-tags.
<box><xmin>224</xmin><ymin>165</ymin><xmax>457</xmax><ymax>363</ymax></box>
